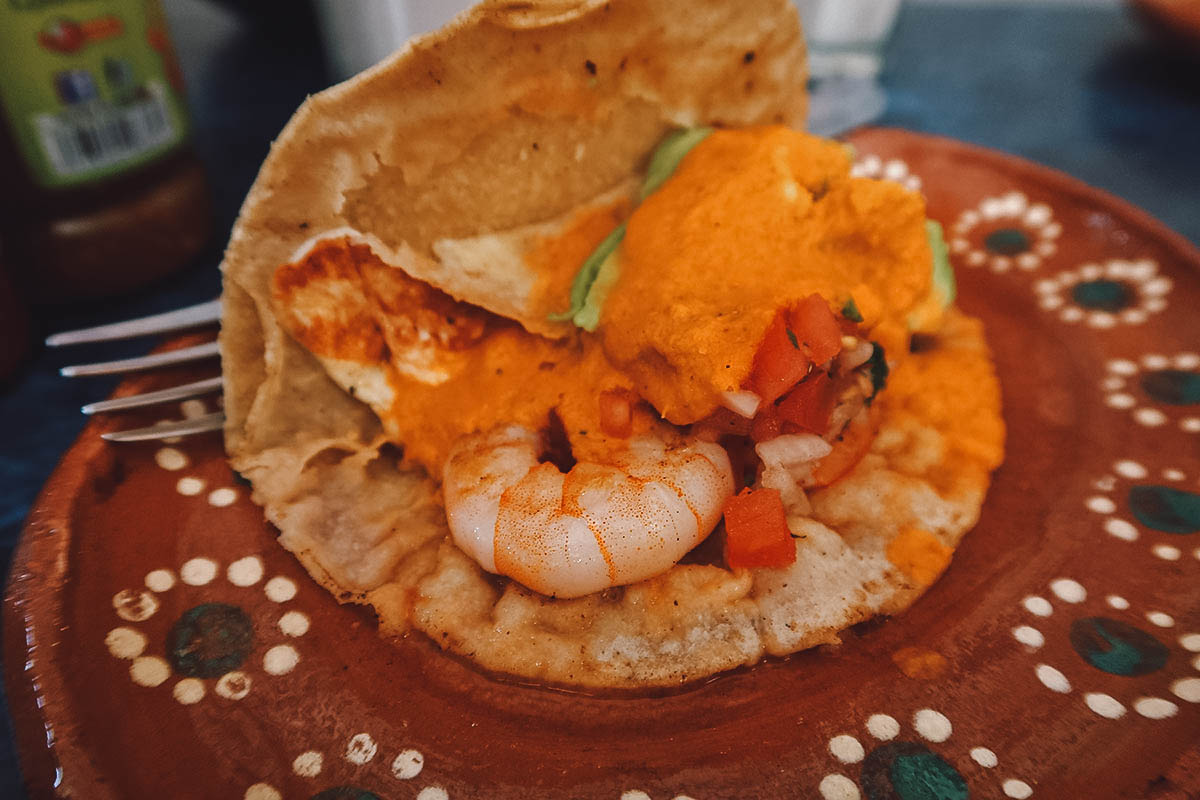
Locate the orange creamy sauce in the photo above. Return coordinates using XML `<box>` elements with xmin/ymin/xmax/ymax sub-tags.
<box><xmin>529</xmin><ymin>197</ymin><xmax>631</xmax><ymax>320</ymax></box>
<box><xmin>273</xmin><ymin>241</ymin><xmax>648</xmax><ymax>473</ymax></box>
<box><xmin>272</xmin><ymin>127</ymin><xmax>967</xmax><ymax>479</ymax></box>
<box><xmin>602</xmin><ymin>126</ymin><xmax>933</xmax><ymax>423</ymax></box>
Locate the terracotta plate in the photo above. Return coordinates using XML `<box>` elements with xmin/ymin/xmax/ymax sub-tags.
<box><xmin>7</xmin><ymin>129</ymin><xmax>1200</xmax><ymax>800</ymax></box>
<box><xmin>1129</xmin><ymin>0</ymin><xmax>1200</xmax><ymax>49</ymax></box>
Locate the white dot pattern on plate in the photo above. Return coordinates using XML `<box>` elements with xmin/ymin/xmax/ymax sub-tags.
<box><xmin>181</xmin><ymin>398</ymin><xmax>207</xmax><ymax>419</ymax></box>
<box><xmin>970</xmin><ymin>747</ymin><xmax>998</xmax><ymax>768</ymax></box>
<box><xmin>155</xmin><ymin>447</ymin><xmax>188</xmax><ymax>471</ymax></box>
<box><xmin>227</xmin><ymin>556</ymin><xmax>264</xmax><ymax>587</ymax></box>
<box><xmin>416</xmin><ymin>788</ymin><xmax>449</xmax><ymax>800</ymax></box>
<box><xmin>621</xmin><ymin>792</ymin><xmax>651</xmax><ymax>800</ymax></box>
<box><xmin>866</xmin><ymin>714</ymin><xmax>899</xmax><ymax>740</ymax></box>
<box><xmin>1134</xmin><ymin>408</ymin><xmax>1168</xmax><ymax>427</ymax></box>
<box><xmin>279</xmin><ymin>611</ymin><xmax>310</xmax><ymax>637</ymax></box>
<box><xmin>1023</xmin><ymin>596</ymin><xmax>1052</xmax><ymax>617</ymax></box>
<box><xmin>819</xmin><ymin>774</ymin><xmax>860</xmax><ymax>800</ymax></box>
<box><xmin>829</xmin><ymin>735</ymin><xmax>865</xmax><ymax>764</ymax></box>
<box><xmin>1050</xmin><ymin>578</ymin><xmax>1086</xmax><ymax>603</ymax></box>
<box><xmin>1084</xmin><ymin>693</ymin><xmax>1126</xmax><ymax>719</ymax></box>
<box><xmin>130</xmin><ymin>656</ymin><xmax>170</xmax><ymax>687</ymax></box>
<box><xmin>1013</xmin><ymin>626</ymin><xmax>1044</xmax><ymax>648</ymax></box>
<box><xmin>180</xmin><ymin>557</ymin><xmax>218</xmax><ymax>586</ymax></box>
<box><xmin>265</xmin><ymin>576</ymin><xmax>297</xmax><ymax>602</ymax></box>
<box><xmin>392</xmin><ymin>749</ymin><xmax>425</xmax><ymax>780</ymax></box>
<box><xmin>216</xmin><ymin>671</ymin><xmax>252</xmax><ymax>700</ymax></box>
<box><xmin>104</xmin><ymin>627</ymin><xmax>147</xmax><ymax>659</ymax></box>
<box><xmin>144</xmin><ymin>569</ymin><xmax>175</xmax><ymax>592</ymax></box>
<box><xmin>113</xmin><ymin>589</ymin><xmax>159</xmax><ymax>622</ymax></box>
<box><xmin>912</xmin><ymin>709</ymin><xmax>952</xmax><ymax>742</ymax></box>
<box><xmin>1114</xmin><ymin>460</ymin><xmax>1148</xmax><ymax>479</ymax></box>
<box><xmin>1104</xmin><ymin>519</ymin><xmax>1138</xmax><ymax>541</ymax></box>
<box><xmin>1170</xmin><ymin>678</ymin><xmax>1200</xmax><ymax>703</ymax></box>
<box><xmin>173</xmin><ymin>678</ymin><xmax>205</xmax><ymax>705</ymax></box>
<box><xmin>1134</xmin><ymin>697</ymin><xmax>1178</xmax><ymax>719</ymax></box>
<box><xmin>1036</xmin><ymin>664</ymin><xmax>1071</xmax><ymax>693</ymax></box>
<box><xmin>1106</xmin><ymin>393</ymin><xmax>1136</xmax><ymax>409</ymax></box>
<box><xmin>244</xmin><ymin>785</ymin><xmax>281</xmax><ymax>800</ymax></box>
<box><xmin>1181</xmin><ymin>634</ymin><xmax>1200</xmax><ymax>652</ymax></box>
<box><xmin>1152</xmin><ymin>545</ymin><xmax>1181</xmax><ymax>561</ymax></box>
<box><xmin>293</xmin><ymin>751</ymin><xmax>323</xmax><ymax>777</ymax></box>
<box><xmin>1003</xmin><ymin>778</ymin><xmax>1033</xmax><ymax>799</ymax></box>
<box><xmin>346</xmin><ymin>733</ymin><xmax>378</xmax><ymax>765</ymax></box>
<box><xmin>176</xmin><ymin>477</ymin><xmax>205</xmax><ymax>496</ymax></box>
<box><xmin>208</xmin><ymin>487</ymin><xmax>238</xmax><ymax>507</ymax></box>
<box><xmin>1106</xmin><ymin>595</ymin><xmax>1130</xmax><ymax>610</ymax></box>
<box><xmin>1146</xmin><ymin>612</ymin><xmax>1175</xmax><ymax>628</ymax></box>
<box><xmin>263</xmin><ymin>644</ymin><xmax>300</xmax><ymax>676</ymax></box>
<box><xmin>1084</xmin><ymin>496</ymin><xmax>1116</xmax><ymax>513</ymax></box>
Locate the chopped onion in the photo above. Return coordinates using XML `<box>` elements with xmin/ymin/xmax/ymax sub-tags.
<box><xmin>755</xmin><ymin>433</ymin><xmax>833</xmax><ymax>469</ymax></box>
<box><xmin>721</xmin><ymin>390</ymin><xmax>761</xmax><ymax>419</ymax></box>
<box><xmin>759</xmin><ymin>464</ymin><xmax>812</xmax><ymax>515</ymax></box>
<box><xmin>839</xmin><ymin>340</ymin><xmax>876</xmax><ymax>371</ymax></box>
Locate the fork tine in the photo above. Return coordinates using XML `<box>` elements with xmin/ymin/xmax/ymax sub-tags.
<box><xmin>45</xmin><ymin>300</ymin><xmax>221</xmax><ymax>347</ymax></box>
<box><xmin>81</xmin><ymin>377</ymin><xmax>223</xmax><ymax>415</ymax></box>
<box><xmin>101</xmin><ymin>412</ymin><xmax>225</xmax><ymax>442</ymax></box>
<box><xmin>60</xmin><ymin>341</ymin><xmax>220</xmax><ymax>377</ymax></box>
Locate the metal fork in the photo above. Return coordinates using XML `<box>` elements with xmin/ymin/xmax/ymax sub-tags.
<box><xmin>48</xmin><ymin>299</ymin><xmax>225</xmax><ymax>442</ymax></box>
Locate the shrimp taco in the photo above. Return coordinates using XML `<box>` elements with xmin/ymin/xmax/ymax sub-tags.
<box><xmin>220</xmin><ymin>0</ymin><xmax>1005</xmax><ymax>688</ymax></box>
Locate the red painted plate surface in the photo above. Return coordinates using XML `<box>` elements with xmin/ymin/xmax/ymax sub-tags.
<box><xmin>6</xmin><ymin>129</ymin><xmax>1200</xmax><ymax>800</ymax></box>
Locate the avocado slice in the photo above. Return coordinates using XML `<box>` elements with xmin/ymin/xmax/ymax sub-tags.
<box><xmin>550</xmin><ymin>126</ymin><xmax>712</xmax><ymax>326</ymax></box>
<box><xmin>573</xmin><ymin>245</ymin><xmax>621</xmax><ymax>331</ymax></box>
<box><xmin>640</xmin><ymin>126</ymin><xmax>713</xmax><ymax>200</ymax></box>
<box><xmin>926</xmin><ymin>219</ymin><xmax>956</xmax><ymax>308</ymax></box>
<box><xmin>547</xmin><ymin>222</ymin><xmax>625</xmax><ymax>323</ymax></box>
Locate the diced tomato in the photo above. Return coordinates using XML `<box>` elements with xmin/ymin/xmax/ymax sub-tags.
<box><xmin>598</xmin><ymin>389</ymin><xmax>633</xmax><ymax>438</ymax></box>
<box><xmin>787</xmin><ymin>294</ymin><xmax>843</xmax><ymax>366</ymax></box>
<box><xmin>747</xmin><ymin>311</ymin><xmax>810</xmax><ymax>404</ymax></box>
<box><xmin>723</xmin><ymin>487</ymin><xmax>797</xmax><ymax>569</ymax></box>
<box><xmin>809</xmin><ymin>409</ymin><xmax>878</xmax><ymax>487</ymax></box>
<box><xmin>776</xmin><ymin>370</ymin><xmax>837</xmax><ymax>434</ymax></box>
<box><xmin>750</xmin><ymin>404</ymin><xmax>783</xmax><ymax>442</ymax></box>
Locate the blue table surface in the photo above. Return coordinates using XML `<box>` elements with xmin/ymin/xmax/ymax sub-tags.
<box><xmin>1</xmin><ymin>2</ymin><xmax>1197</xmax><ymax>796</ymax></box>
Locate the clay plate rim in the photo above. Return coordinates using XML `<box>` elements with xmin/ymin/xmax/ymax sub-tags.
<box><xmin>5</xmin><ymin>127</ymin><xmax>1200</xmax><ymax>798</ymax></box>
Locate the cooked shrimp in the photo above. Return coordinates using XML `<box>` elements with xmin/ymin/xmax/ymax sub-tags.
<box><xmin>442</xmin><ymin>424</ymin><xmax>734</xmax><ymax>598</ymax></box>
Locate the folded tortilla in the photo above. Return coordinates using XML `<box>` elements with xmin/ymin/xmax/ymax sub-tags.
<box><xmin>220</xmin><ymin>0</ymin><xmax>1004</xmax><ymax>688</ymax></box>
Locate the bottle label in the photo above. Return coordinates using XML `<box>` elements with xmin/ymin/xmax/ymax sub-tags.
<box><xmin>0</xmin><ymin>0</ymin><xmax>191</xmax><ymax>188</ymax></box>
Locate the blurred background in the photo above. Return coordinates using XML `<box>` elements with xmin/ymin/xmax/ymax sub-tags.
<box><xmin>0</xmin><ymin>0</ymin><xmax>1198</xmax><ymax>796</ymax></box>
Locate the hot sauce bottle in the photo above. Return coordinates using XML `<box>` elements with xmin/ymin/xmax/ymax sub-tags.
<box><xmin>0</xmin><ymin>0</ymin><xmax>211</xmax><ymax>302</ymax></box>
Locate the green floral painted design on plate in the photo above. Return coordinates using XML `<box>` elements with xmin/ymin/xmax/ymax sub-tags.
<box><xmin>984</xmin><ymin>228</ymin><xmax>1030</xmax><ymax>255</ymax></box>
<box><xmin>1129</xmin><ymin>485</ymin><xmax>1200</xmax><ymax>534</ymax></box>
<box><xmin>861</xmin><ymin>741</ymin><xmax>969</xmax><ymax>800</ymax></box>
<box><xmin>1069</xmin><ymin>617</ymin><xmax>1169</xmax><ymax>676</ymax></box>
<box><xmin>167</xmin><ymin>603</ymin><xmax>254</xmax><ymax>678</ymax></box>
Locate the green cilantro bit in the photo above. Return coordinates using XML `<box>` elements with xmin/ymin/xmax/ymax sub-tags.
<box><xmin>547</xmin><ymin>223</ymin><xmax>626</xmax><ymax>323</ymax></box>
<box><xmin>865</xmin><ymin>343</ymin><xmax>889</xmax><ymax>405</ymax></box>
<box><xmin>842</xmin><ymin>296</ymin><xmax>864</xmax><ymax>323</ymax></box>
<box><xmin>640</xmin><ymin>127</ymin><xmax>714</xmax><ymax>200</ymax></box>
<box><xmin>785</xmin><ymin>328</ymin><xmax>800</xmax><ymax>350</ymax></box>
